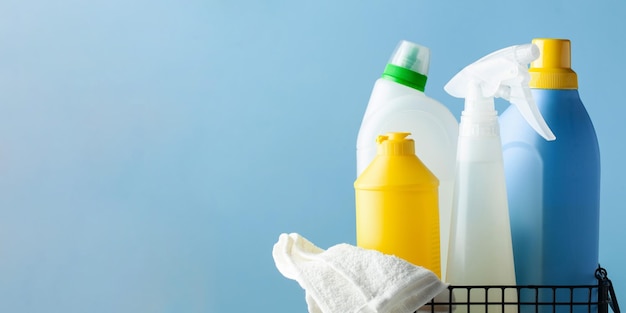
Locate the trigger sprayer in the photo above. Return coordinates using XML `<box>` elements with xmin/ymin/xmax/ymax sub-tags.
<box><xmin>444</xmin><ymin>43</ymin><xmax>555</xmax><ymax>313</ymax></box>
<box><xmin>445</xmin><ymin>43</ymin><xmax>554</xmax><ymax>141</ymax></box>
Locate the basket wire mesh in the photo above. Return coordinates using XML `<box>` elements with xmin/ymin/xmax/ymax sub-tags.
<box><xmin>420</xmin><ymin>267</ymin><xmax>620</xmax><ymax>313</ymax></box>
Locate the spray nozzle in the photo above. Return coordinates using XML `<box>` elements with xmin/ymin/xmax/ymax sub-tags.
<box><xmin>445</xmin><ymin>44</ymin><xmax>555</xmax><ymax>141</ymax></box>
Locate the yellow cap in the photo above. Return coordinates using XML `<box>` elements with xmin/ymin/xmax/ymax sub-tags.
<box><xmin>376</xmin><ymin>132</ymin><xmax>415</xmax><ymax>156</ymax></box>
<box><xmin>529</xmin><ymin>38</ymin><xmax>578</xmax><ymax>89</ymax></box>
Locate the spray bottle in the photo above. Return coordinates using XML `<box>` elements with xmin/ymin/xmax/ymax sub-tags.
<box><xmin>355</xmin><ymin>132</ymin><xmax>441</xmax><ymax>276</ymax></box>
<box><xmin>356</xmin><ymin>41</ymin><xmax>458</xmax><ymax>278</ymax></box>
<box><xmin>444</xmin><ymin>43</ymin><xmax>555</xmax><ymax>313</ymax></box>
<box><xmin>500</xmin><ymin>39</ymin><xmax>600</xmax><ymax>313</ymax></box>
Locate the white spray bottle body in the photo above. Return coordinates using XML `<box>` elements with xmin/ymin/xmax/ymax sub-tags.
<box><xmin>447</xmin><ymin>90</ymin><xmax>515</xmax><ymax>285</ymax></box>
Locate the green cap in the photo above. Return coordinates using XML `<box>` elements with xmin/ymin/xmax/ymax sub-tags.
<box><xmin>382</xmin><ymin>40</ymin><xmax>430</xmax><ymax>92</ymax></box>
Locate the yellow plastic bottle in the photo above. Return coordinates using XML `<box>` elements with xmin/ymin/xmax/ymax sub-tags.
<box><xmin>354</xmin><ymin>132</ymin><xmax>441</xmax><ymax>277</ymax></box>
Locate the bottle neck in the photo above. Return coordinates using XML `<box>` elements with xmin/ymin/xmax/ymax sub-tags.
<box><xmin>530</xmin><ymin>88</ymin><xmax>581</xmax><ymax>103</ymax></box>
<box><xmin>460</xmin><ymin>93</ymin><xmax>499</xmax><ymax>137</ymax></box>
<box><xmin>460</xmin><ymin>112</ymin><xmax>499</xmax><ymax>137</ymax></box>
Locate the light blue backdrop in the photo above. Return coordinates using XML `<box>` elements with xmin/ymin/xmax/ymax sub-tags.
<box><xmin>0</xmin><ymin>0</ymin><xmax>624</xmax><ymax>312</ymax></box>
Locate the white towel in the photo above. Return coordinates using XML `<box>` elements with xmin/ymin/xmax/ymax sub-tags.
<box><xmin>272</xmin><ymin>233</ymin><xmax>449</xmax><ymax>313</ymax></box>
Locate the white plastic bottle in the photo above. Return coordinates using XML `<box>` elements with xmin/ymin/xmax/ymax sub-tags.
<box><xmin>444</xmin><ymin>43</ymin><xmax>556</xmax><ymax>313</ymax></box>
<box><xmin>356</xmin><ymin>41</ymin><xmax>458</xmax><ymax>279</ymax></box>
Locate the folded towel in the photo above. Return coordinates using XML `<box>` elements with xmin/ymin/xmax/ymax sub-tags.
<box><xmin>272</xmin><ymin>233</ymin><xmax>449</xmax><ymax>313</ymax></box>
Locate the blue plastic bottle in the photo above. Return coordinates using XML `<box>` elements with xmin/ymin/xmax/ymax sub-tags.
<box><xmin>500</xmin><ymin>38</ymin><xmax>600</xmax><ymax>313</ymax></box>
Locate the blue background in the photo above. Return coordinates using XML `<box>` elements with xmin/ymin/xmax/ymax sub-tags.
<box><xmin>1</xmin><ymin>0</ymin><xmax>624</xmax><ymax>312</ymax></box>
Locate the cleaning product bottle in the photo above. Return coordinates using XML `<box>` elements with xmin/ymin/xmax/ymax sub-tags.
<box><xmin>444</xmin><ymin>43</ymin><xmax>555</xmax><ymax>313</ymax></box>
<box><xmin>356</xmin><ymin>40</ymin><xmax>458</xmax><ymax>279</ymax></box>
<box><xmin>500</xmin><ymin>38</ymin><xmax>600</xmax><ymax>313</ymax></box>
<box><xmin>355</xmin><ymin>132</ymin><xmax>441</xmax><ymax>277</ymax></box>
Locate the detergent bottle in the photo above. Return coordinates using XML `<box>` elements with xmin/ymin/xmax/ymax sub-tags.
<box><xmin>355</xmin><ymin>132</ymin><xmax>441</xmax><ymax>277</ymax></box>
<box><xmin>356</xmin><ymin>40</ymin><xmax>457</xmax><ymax>278</ymax></box>
<box><xmin>444</xmin><ymin>43</ymin><xmax>555</xmax><ymax>313</ymax></box>
<box><xmin>500</xmin><ymin>39</ymin><xmax>600</xmax><ymax>313</ymax></box>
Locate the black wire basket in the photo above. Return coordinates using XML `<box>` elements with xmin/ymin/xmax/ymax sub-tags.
<box><xmin>420</xmin><ymin>267</ymin><xmax>620</xmax><ymax>313</ymax></box>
